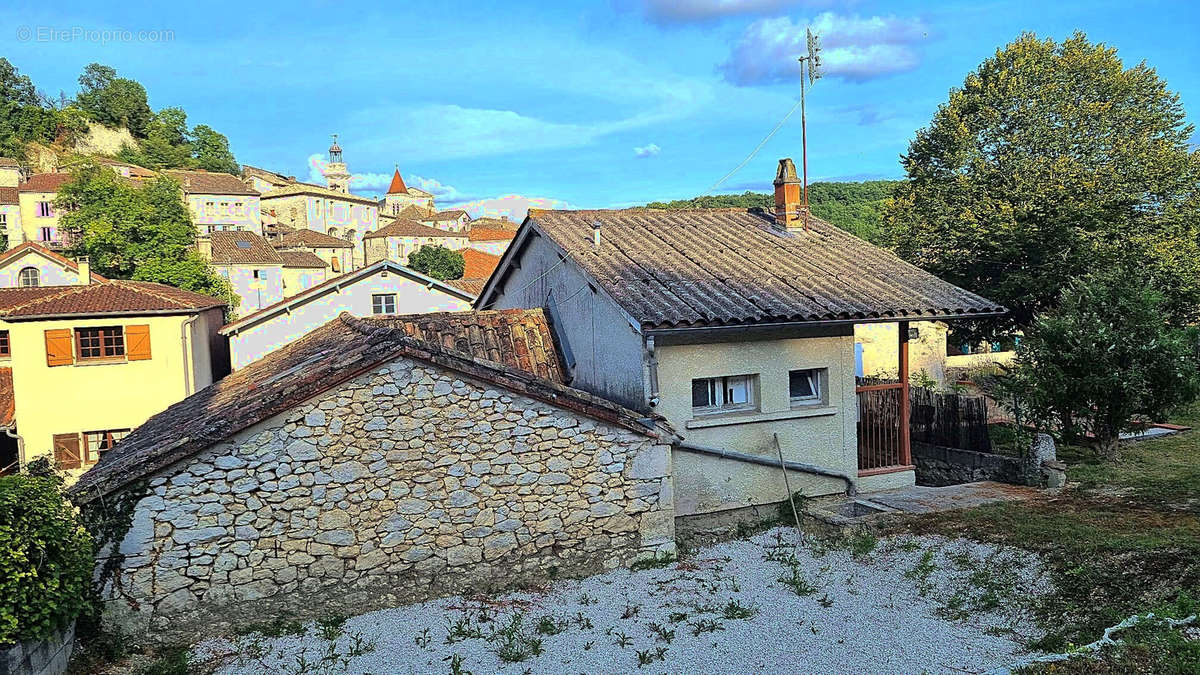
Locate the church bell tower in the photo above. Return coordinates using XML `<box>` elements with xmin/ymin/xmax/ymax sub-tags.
<box><xmin>325</xmin><ymin>134</ymin><xmax>351</xmax><ymax>194</ymax></box>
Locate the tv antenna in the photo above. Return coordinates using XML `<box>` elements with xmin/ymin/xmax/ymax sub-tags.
<box><xmin>797</xmin><ymin>28</ymin><xmax>822</xmax><ymax>230</ymax></box>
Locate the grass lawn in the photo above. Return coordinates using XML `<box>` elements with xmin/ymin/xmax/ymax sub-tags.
<box><xmin>895</xmin><ymin>406</ymin><xmax>1200</xmax><ymax>672</ymax></box>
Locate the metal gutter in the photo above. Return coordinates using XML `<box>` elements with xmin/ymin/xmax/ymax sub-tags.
<box><xmin>644</xmin><ymin>311</ymin><xmax>1008</xmax><ymax>337</ymax></box>
<box><xmin>675</xmin><ymin>441</ymin><xmax>857</xmax><ymax>497</ymax></box>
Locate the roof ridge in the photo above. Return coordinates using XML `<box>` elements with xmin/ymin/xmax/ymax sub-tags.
<box><xmin>109</xmin><ymin>279</ymin><xmax>190</xmax><ymax>308</ymax></box>
<box><xmin>0</xmin><ymin>282</ymin><xmax>93</xmax><ymax>316</ymax></box>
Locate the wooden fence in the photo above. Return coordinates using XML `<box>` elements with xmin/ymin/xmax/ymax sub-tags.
<box><xmin>908</xmin><ymin>387</ymin><xmax>992</xmax><ymax>453</ymax></box>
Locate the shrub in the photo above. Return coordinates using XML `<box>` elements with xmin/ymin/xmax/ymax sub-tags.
<box><xmin>407</xmin><ymin>245</ymin><xmax>465</xmax><ymax>281</ymax></box>
<box><xmin>0</xmin><ymin>475</ymin><xmax>94</xmax><ymax>645</ymax></box>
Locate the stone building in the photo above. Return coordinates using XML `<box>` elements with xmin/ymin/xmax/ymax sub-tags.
<box><xmin>71</xmin><ymin>310</ymin><xmax>675</xmax><ymax>643</ymax></box>
<box><xmin>164</xmin><ymin>169</ymin><xmax>263</xmax><ymax>236</ymax></box>
<box><xmin>364</xmin><ymin>218</ymin><xmax>467</xmax><ymax>265</ymax></box>
<box><xmin>379</xmin><ymin>169</ymin><xmax>435</xmax><ymax>216</ymax></box>
<box><xmin>259</xmin><ymin>184</ymin><xmax>379</xmax><ymax>269</ymax></box>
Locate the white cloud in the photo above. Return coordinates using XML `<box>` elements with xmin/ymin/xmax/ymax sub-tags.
<box><xmin>451</xmin><ymin>194</ymin><xmax>573</xmax><ymax>221</ymax></box>
<box><xmin>634</xmin><ymin>143</ymin><xmax>662</xmax><ymax>158</ymax></box>
<box><xmin>720</xmin><ymin>13</ymin><xmax>929</xmax><ymax>85</ymax></box>
<box><xmin>407</xmin><ymin>174</ymin><xmax>467</xmax><ymax>202</ymax></box>
<box><xmin>639</xmin><ymin>0</ymin><xmax>834</xmax><ymax>24</ymax></box>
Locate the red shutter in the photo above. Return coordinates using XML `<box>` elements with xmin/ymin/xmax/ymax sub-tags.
<box><xmin>126</xmin><ymin>324</ymin><xmax>152</xmax><ymax>361</ymax></box>
<box><xmin>53</xmin><ymin>433</ymin><xmax>81</xmax><ymax>470</ymax></box>
<box><xmin>44</xmin><ymin>329</ymin><xmax>73</xmax><ymax>367</ymax></box>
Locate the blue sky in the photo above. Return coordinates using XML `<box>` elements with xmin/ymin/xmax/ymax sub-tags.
<box><xmin>3</xmin><ymin>0</ymin><xmax>1198</xmax><ymax>217</ymax></box>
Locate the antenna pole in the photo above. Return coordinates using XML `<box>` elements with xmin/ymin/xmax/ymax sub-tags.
<box><xmin>799</xmin><ymin>57</ymin><xmax>809</xmax><ymax>231</ymax></box>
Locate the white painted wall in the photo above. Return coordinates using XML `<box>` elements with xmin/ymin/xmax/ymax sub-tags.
<box><xmin>226</xmin><ymin>271</ymin><xmax>471</xmax><ymax>369</ymax></box>
<box><xmin>0</xmin><ymin>251</ymin><xmax>84</xmax><ymax>287</ymax></box>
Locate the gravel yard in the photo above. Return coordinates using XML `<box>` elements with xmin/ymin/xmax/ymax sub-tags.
<box><xmin>193</xmin><ymin>527</ymin><xmax>1050</xmax><ymax>674</ymax></box>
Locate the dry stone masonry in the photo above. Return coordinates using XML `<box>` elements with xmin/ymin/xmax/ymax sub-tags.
<box><xmin>104</xmin><ymin>357</ymin><xmax>674</xmax><ymax>642</ymax></box>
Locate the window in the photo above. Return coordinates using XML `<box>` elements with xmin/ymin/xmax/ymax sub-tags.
<box><xmin>0</xmin><ymin>330</ymin><xmax>9</xmax><ymax>357</ymax></box>
<box><xmin>0</xmin><ymin>213</ymin><xmax>6</xmax><ymax>228</ymax></box>
<box><xmin>789</xmin><ymin>368</ymin><xmax>823</xmax><ymax>406</ymax></box>
<box><xmin>81</xmin><ymin>429</ymin><xmax>130</xmax><ymax>465</ymax></box>
<box><xmin>36</xmin><ymin>201</ymin><xmax>53</xmax><ymax>218</ymax></box>
<box><xmin>372</xmin><ymin>293</ymin><xmax>397</xmax><ymax>315</ymax></box>
<box><xmin>330</xmin><ymin>256</ymin><xmax>341</xmax><ymax>273</ymax></box>
<box><xmin>76</xmin><ymin>326</ymin><xmax>124</xmax><ymax>361</ymax></box>
<box><xmin>38</xmin><ymin>227</ymin><xmax>54</xmax><ymax>243</ymax></box>
<box><xmin>205</xmin><ymin>201</ymin><xmax>215</xmax><ymax>216</ymax></box>
<box><xmin>18</xmin><ymin>267</ymin><xmax>39</xmax><ymax>287</ymax></box>
<box><xmin>691</xmin><ymin>374</ymin><xmax>757</xmax><ymax>415</ymax></box>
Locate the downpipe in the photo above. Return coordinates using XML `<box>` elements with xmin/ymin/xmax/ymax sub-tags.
<box><xmin>675</xmin><ymin>440</ymin><xmax>857</xmax><ymax>497</ymax></box>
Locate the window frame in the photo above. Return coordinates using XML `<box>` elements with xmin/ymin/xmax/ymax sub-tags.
<box><xmin>788</xmin><ymin>368</ymin><xmax>824</xmax><ymax>407</ymax></box>
<box><xmin>17</xmin><ymin>267</ymin><xmax>39</xmax><ymax>288</ymax></box>
<box><xmin>81</xmin><ymin>429</ymin><xmax>131</xmax><ymax>465</ymax></box>
<box><xmin>371</xmin><ymin>293</ymin><xmax>397</xmax><ymax>315</ymax></box>
<box><xmin>75</xmin><ymin>326</ymin><xmax>126</xmax><ymax>362</ymax></box>
<box><xmin>0</xmin><ymin>330</ymin><xmax>9</xmax><ymax>357</ymax></box>
<box><xmin>36</xmin><ymin>201</ymin><xmax>53</xmax><ymax>218</ymax></box>
<box><xmin>691</xmin><ymin>374</ymin><xmax>758</xmax><ymax>416</ymax></box>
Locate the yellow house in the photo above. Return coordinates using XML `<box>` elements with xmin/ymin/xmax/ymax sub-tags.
<box><xmin>0</xmin><ymin>276</ymin><xmax>226</xmax><ymax>475</ymax></box>
<box><xmin>856</xmin><ymin>321</ymin><xmax>1016</xmax><ymax>386</ymax></box>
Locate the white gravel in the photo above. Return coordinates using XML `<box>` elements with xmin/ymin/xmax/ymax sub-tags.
<box><xmin>193</xmin><ymin>528</ymin><xmax>1050</xmax><ymax>675</ymax></box>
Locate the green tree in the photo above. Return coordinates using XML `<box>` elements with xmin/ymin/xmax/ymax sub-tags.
<box><xmin>884</xmin><ymin>32</ymin><xmax>1200</xmax><ymax>340</ymax></box>
<box><xmin>75</xmin><ymin>63</ymin><xmax>152</xmax><ymax>137</ymax></box>
<box><xmin>190</xmin><ymin>124</ymin><xmax>239</xmax><ymax>174</ymax></box>
<box><xmin>407</xmin><ymin>245</ymin><xmax>465</xmax><ymax>280</ymax></box>
<box><xmin>1006</xmin><ymin>268</ymin><xmax>1200</xmax><ymax>457</ymax></box>
<box><xmin>55</xmin><ymin>162</ymin><xmax>237</xmax><ymax>309</ymax></box>
<box><xmin>0</xmin><ymin>475</ymin><xmax>93</xmax><ymax>645</ymax></box>
<box><xmin>0</xmin><ymin>58</ymin><xmax>59</xmax><ymax>160</ymax></box>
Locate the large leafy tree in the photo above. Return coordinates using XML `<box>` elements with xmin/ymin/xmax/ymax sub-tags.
<box><xmin>407</xmin><ymin>245</ymin><xmax>465</xmax><ymax>280</ymax></box>
<box><xmin>56</xmin><ymin>162</ymin><xmax>237</xmax><ymax>310</ymax></box>
<box><xmin>1006</xmin><ymin>268</ymin><xmax>1200</xmax><ymax>457</ymax></box>
<box><xmin>885</xmin><ymin>32</ymin><xmax>1200</xmax><ymax>339</ymax></box>
<box><xmin>74</xmin><ymin>63</ymin><xmax>152</xmax><ymax>137</ymax></box>
<box><xmin>190</xmin><ymin>124</ymin><xmax>239</xmax><ymax>174</ymax></box>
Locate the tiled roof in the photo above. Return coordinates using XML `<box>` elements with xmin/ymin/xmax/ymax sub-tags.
<box><xmin>366</xmin><ymin>218</ymin><xmax>462</xmax><ymax>240</ymax></box>
<box><xmin>0</xmin><ymin>242</ymin><xmax>108</xmax><ymax>281</ymax></box>
<box><xmin>387</xmin><ymin>169</ymin><xmax>407</xmax><ymax>194</ymax></box>
<box><xmin>429</xmin><ymin>209</ymin><xmax>468</xmax><ymax>220</ymax></box>
<box><xmin>461</xmin><ymin>248</ymin><xmax>501</xmax><ymax>280</ymax></box>
<box><xmin>0</xmin><ymin>187</ymin><xmax>18</xmax><ymax>205</ymax></box>
<box><xmin>163</xmin><ymin>169</ymin><xmax>258</xmax><ymax>196</ymax></box>
<box><xmin>0</xmin><ymin>157</ymin><xmax>18</xmax><ymax>169</ymax></box>
<box><xmin>71</xmin><ymin>310</ymin><xmax>665</xmax><ymax>502</ymax></box>
<box><xmin>468</xmin><ymin>227</ymin><xmax>517</xmax><ymax>242</ymax></box>
<box><xmin>502</xmin><ymin>208</ymin><xmax>1005</xmax><ymax>330</ymax></box>
<box><xmin>0</xmin><ymin>280</ymin><xmax>224</xmax><ymax>319</ymax></box>
<box><xmin>219</xmin><ymin>260</ymin><xmax>474</xmax><ymax>333</ymax></box>
<box><xmin>208</xmin><ymin>231</ymin><xmax>282</xmax><ymax>265</ymax></box>
<box><xmin>260</xmin><ymin>183</ymin><xmax>379</xmax><ymax>205</ymax></box>
<box><xmin>242</xmin><ymin>165</ymin><xmax>293</xmax><ymax>186</ymax></box>
<box><xmin>395</xmin><ymin>205</ymin><xmax>433</xmax><ymax>220</ymax></box>
<box><xmin>448</xmin><ymin>278</ymin><xmax>486</xmax><ymax>296</ymax></box>
<box><xmin>470</xmin><ymin>217</ymin><xmax>518</xmax><ymax>230</ymax></box>
<box><xmin>272</xmin><ymin>226</ymin><xmax>353</xmax><ymax>249</ymax></box>
<box><xmin>279</xmin><ymin>250</ymin><xmax>328</xmax><ymax>269</ymax></box>
<box><xmin>19</xmin><ymin>173</ymin><xmax>74</xmax><ymax>193</ymax></box>
<box><xmin>0</xmin><ymin>368</ymin><xmax>13</xmax><ymax>427</ymax></box>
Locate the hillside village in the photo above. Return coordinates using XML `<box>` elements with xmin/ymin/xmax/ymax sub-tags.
<box><xmin>2</xmin><ymin>21</ymin><xmax>1200</xmax><ymax>675</ymax></box>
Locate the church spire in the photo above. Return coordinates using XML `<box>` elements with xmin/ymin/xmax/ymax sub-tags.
<box><xmin>387</xmin><ymin>165</ymin><xmax>408</xmax><ymax>195</ymax></box>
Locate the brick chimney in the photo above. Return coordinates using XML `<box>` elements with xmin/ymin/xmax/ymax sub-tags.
<box><xmin>773</xmin><ymin>158</ymin><xmax>803</xmax><ymax>231</ymax></box>
<box><xmin>76</xmin><ymin>256</ymin><xmax>91</xmax><ymax>285</ymax></box>
<box><xmin>197</xmin><ymin>235</ymin><xmax>213</xmax><ymax>260</ymax></box>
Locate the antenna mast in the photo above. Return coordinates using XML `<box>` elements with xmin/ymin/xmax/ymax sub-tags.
<box><xmin>798</xmin><ymin>28</ymin><xmax>822</xmax><ymax>230</ymax></box>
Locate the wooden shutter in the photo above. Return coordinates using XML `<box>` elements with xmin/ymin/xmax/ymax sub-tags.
<box><xmin>52</xmin><ymin>433</ymin><xmax>81</xmax><ymax>470</ymax></box>
<box><xmin>126</xmin><ymin>324</ymin><xmax>152</xmax><ymax>361</ymax></box>
<box><xmin>44</xmin><ymin>329</ymin><xmax>73</xmax><ymax>367</ymax></box>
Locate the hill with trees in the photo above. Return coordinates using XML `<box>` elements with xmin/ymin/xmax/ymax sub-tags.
<box><xmin>0</xmin><ymin>59</ymin><xmax>238</xmax><ymax>173</ymax></box>
<box><xmin>645</xmin><ymin>180</ymin><xmax>901</xmax><ymax>243</ymax></box>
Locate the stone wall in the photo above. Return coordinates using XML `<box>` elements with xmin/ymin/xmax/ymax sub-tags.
<box><xmin>912</xmin><ymin>442</ymin><xmax>1029</xmax><ymax>487</ymax></box>
<box><xmin>103</xmin><ymin>356</ymin><xmax>674</xmax><ymax>643</ymax></box>
<box><xmin>0</xmin><ymin>621</ymin><xmax>74</xmax><ymax>675</ymax></box>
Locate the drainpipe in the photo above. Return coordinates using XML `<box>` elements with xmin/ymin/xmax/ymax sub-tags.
<box><xmin>675</xmin><ymin>440</ymin><xmax>857</xmax><ymax>497</ymax></box>
<box><xmin>2</xmin><ymin>424</ymin><xmax>25</xmax><ymax>473</ymax></box>
<box><xmin>180</xmin><ymin>313</ymin><xmax>200</xmax><ymax>396</ymax></box>
<box><xmin>645</xmin><ymin>335</ymin><xmax>661</xmax><ymax>408</ymax></box>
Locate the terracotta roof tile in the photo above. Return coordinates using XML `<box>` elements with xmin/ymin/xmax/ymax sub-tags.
<box><xmin>395</xmin><ymin>205</ymin><xmax>432</xmax><ymax>220</ymax></box>
<box><xmin>19</xmin><ymin>173</ymin><xmax>74</xmax><ymax>193</ymax></box>
<box><xmin>510</xmin><ymin>209</ymin><xmax>1006</xmax><ymax>329</ymax></box>
<box><xmin>366</xmin><ymin>218</ymin><xmax>464</xmax><ymax>240</ymax></box>
<box><xmin>387</xmin><ymin>169</ymin><xmax>407</xmax><ymax>194</ymax></box>
<box><xmin>0</xmin><ymin>157</ymin><xmax>18</xmax><ymax>169</ymax></box>
<box><xmin>163</xmin><ymin>169</ymin><xmax>257</xmax><ymax>196</ymax></box>
<box><xmin>0</xmin><ymin>242</ymin><xmax>108</xmax><ymax>281</ymax></box>
<box><xmin>448</xmin><ymin>278</ymin><xmax>486</xmax><ymax>296</ymax></box>
<box><xmin>461</xmin><ymin>248</ymin><xmax>501</xmax><ymax>280</ymax></box>
<box><xmin>70</xmin><ymin>310</ymin><xmax>664</xmax><ymax>502</ymax></box>
<box><xmin>429</xmin><ymin>209</ymin><xmax>468</xmax><ymax>220</ymax></box>
<box><xmin>468</xmin><ymin>227</ymin><xmax>517</xmax><ymax>242</ymax></box>
<box><xmin>208</xmin><ymin>231</ymin><xmax>282</xmax><ymax>265</ymax></box>
<box><xmin>0</xmin><ymin>280</ymin><xmax>224</xmax><ymax>319</ymax></box>
<box><xmin>0</xmin><ymin>187</ymin><xmax>19</xmax><ymax>205</ymax></box>
<box><xmin>279</xmin><ymin>250</ymin><xmax>328</xmax><ymax>269</ymax></box>
<box><xmin>272</xmin><ymin>226</ymin><xmax>353</xmax><ymax>249</ymax></box>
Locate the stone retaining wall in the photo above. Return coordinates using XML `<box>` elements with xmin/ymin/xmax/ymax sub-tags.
<box><xmin>0</xmin><ymin>621</ymin><xmax>74</xmax><ymax>675</ymax></box>
<box><xmin>102</xmin><ymin>357</ymin><xmax>674</xmax><ymax>643</ymax></box>
<box><xmin>913</xmin><ymin>442</ymin><xmax>1029</xmax><ymax>487</ymax></box>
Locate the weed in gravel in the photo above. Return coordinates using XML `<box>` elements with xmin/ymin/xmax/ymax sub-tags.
<box><xmin>579</xmin><ymin>593</ymin><xmax>595</xmax><ymax>605</ymax></box>
<box><xmin>635</xmin><ymin>646</ymin><xmax>668</xmax><ymax>667</ymax></box>
<box><xmin>572</xmin><ymin>612</ymin><xmax>594</xmax><ymax>630</ymax></box>
<box><xmin>648</xmin><ymin>622</ymin><xmax>676</xmax><ymax>643</ymax></box>
<box><xmin>668</xmin><ymin>611</ymin><xmax>689</xmax><ymax>623</ymax></box>
<box><xmin>239</xmin><ymin>617</ymin><xmax>307</xmax><ymax>638</ymax></box>
<box><xmin>779</xmin><ymin>565</ymin><xmax>818</xmax><ymax>596</ymax></box>
<box><xmin>722</xmin><ymin>600</ymin><xmax>758</xmax><ymax>619</ymax></box>
<box><xmin>414</xmin><ymin>628</ymin><xmax>432</xmax><ymax>648</ymax></box>
<box><xmin>446</xmin><ymin>615</ymin><xmax>484</xmax><ymax>643</ymax></box>
<box><xmin>446</xmin><ymin>653</ymin><xmax>472</xmax><ymax>675</ymax></box>
<box><xmin>489</xmin><ymin>613</ymin><xmax>543</xmax><ymax>663</ymax></box>
<box><xmin>689</xmin><ymin>619</ymin><xmax>725</xmax><ymax>636</ymax></box>
<box><xmin>622</xmin><ymin>603</ymin><xmax>641</xmax><ymax>619</ymax></box>
<box><xmin>613</xmin><ymin>631</ymin><xmax>633</xmax><ymax>648</ymax></box>
<box><xmin>905</xmin><ymin>549</ymin><xmax>938</xmax><ymax>596</ymax></box>
<box><xmin>316</xmin><ymin>614</ymin><xmax>348</xmax><ymax>641</ymax></box>
<box><xmin>818</xmin><ymin>594</ymin><xmax>835</xmax><ymax>608</ymax></box>
<box><xmin>584</xmin><ymin>641</ymin><xmax>595</xmax><ymax>651</ymax></box>
<box><xmin>535</xmin><ymin>615</ymin><xmax>568</xmax><ymax>636</ymax></box>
